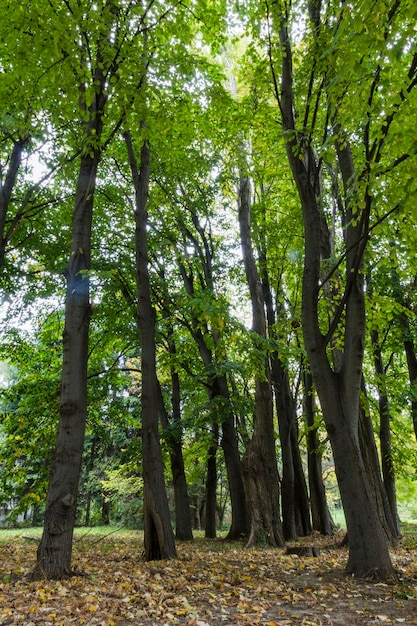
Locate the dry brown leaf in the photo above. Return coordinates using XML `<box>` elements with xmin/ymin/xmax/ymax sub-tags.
<box><xmin>0</xmin><ymin>530</ymin><xmax>416</xmax><ymax>625</ymax></box>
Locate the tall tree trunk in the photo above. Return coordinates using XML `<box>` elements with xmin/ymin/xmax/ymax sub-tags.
<box><xmin>402</xmin><ymin>312</ymin><xmax>417</xmax><ymax>440</ymax></box>
<box><xmin>273</xmin><ymin>6</ymin><xmax>395</xmax><ymax>578</ymax></box>
<box><xmin>272</xmin><ymin>353</ymin><xmax>296</xmax><ymax>540</ymax></box>
<box><xmin>155</xmin><ymin>269</ymin><xmax>193</xmax><ymax>541</ymax></box>
<box><xmin>31</xmin><ymin>6</ymin><xmax>122</xmax><ymax>576</ymax></box>
<box><xmin>370</xmin><ymin>330</ymin><xmax>400</xmax><ymax>534</ymax></box>
<box><xmin>212</xmin><ymin>376</ymin><xmax>249</xmax><ymax>539</ymax></box>
<box><xmin>157</xmin><ymin>372</ymin><xmax>193</xmax><ymax>541</ymax></box>
<box><xmin>256</xmin><ymin>190</ymin><xmax>312</xmax><ymax>540</ymax></box>
<box><xmin>205</xmin><ymin>421</ymin><xmax>218</xmax><ymax>539</ymax></box>
<box><xmin>303</xmin><ymin>369</ymin><xmax>334</xmax><ymax>535</ymax></box>
<box><xmin>359</xmin><ymin>378</ymin><xmax>400</xmax><ymax>539</ymax></box>
<box><xmin>257</xmin><ymin>225</ymin><xmax>311</xmax><ymax>540</ymax></box>
<box><xmin>34</xmin><ymin>149</ymin><xmax>100</xmax><ymax>579</ymax></box>
<box><xmin>221</xmin><ymin>419</ymin><xmax>249</xmax><ymax>540</ymax></box>
<box><xmin>0</xmin><ymin>138</ymin><xmax>28</xmax><ymax>269</ymax></box>
<box><xmin>271</xmin><ymin>341</ymin><xmax>312</xmax><ymax>540</ymax></box>
<box><xmin>125</xmin><ymin>131</ymin><xmax>176</xmax><ymax>561</ymax></box>
<box><xmin>238</xmin><ymin>173</ymin><xmax>284</xmax><ymax>548</ymax></box>
<box><xmin>84</xmin><ymin>436</ymin><xmax>99</xmax><ymax>527</ymax></box>
<box><xmin>291</xmin><ymin>419</ymin><xmax>312</xmax><ymax>537</ymax></box>
<box><xmin>398</xmin><ymin>299</ymin><xmax>417</xmax><ymax>439</ymax></box>
<box><xmin>178</xmin><ymin>259</ymin><xmax>248</xmax><ymax>540</ymax></box>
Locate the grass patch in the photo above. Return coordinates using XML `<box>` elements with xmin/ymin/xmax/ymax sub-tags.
<box><xmin>0</xmin><ymin>526</ymin><xmax>143</xmax><ymax>545</ymax></box>
<box><xmin>399</xmin><ymin>521</ymin><xmax>417</xmax><ymax>548</ymax></box>
<box><xmin>0</xmin><ymin>527</ymin><xmax>43</xmax><ymax>542</ymax></box>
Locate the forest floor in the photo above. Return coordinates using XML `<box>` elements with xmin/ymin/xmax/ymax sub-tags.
<box><xmin>1</xmin><ymin>526</ymin><xmax>417</xmax><ymax>625</ymax></box>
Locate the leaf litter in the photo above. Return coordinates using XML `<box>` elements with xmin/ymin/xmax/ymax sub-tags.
<box><xmin>1</xmin><ymin>530</ymin><xmax>417</xmax><ymax>625</ymax></box>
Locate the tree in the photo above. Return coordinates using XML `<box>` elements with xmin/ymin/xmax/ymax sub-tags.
<box><xmin>255</xmin><ymin>191</ymin><xmax>311</xmax><ymax>540</ymax></box>
<box><xmin>32</xmin><ymin>0</ymin><xmax>137</xmax><ymax>578</ymax></box>
<box><xmin>263</xmin><ymin>0</ymin><xmax>416</xmax><ymax>577</ymax></box>
<box><xmin>125</xmin><ymin>129</ymin><xmax>177</xmax><ymax>560</ymax></box>
<box><xmin>174</xmin><ymin>215</ymin><xmax>249</xmax><ymax>540</ymax></box>
<box><xmin>157</xmin><ymin>374</ymin><xmax>194</xmax><ymax>541</ymax></box>
<box><xmin>369</xmin><ymin>310</ymin><xmax>400</xmax><ymax>535</ymax></box>
<box><xmin>303</xmin><ymin>367</ymin><xmax>334</xmax><ymax>535</ymax></box>
<box><xmin>238</xmin><ymin>170</ymin><xmax>284</xmax><ymax>548</ymax></box>
<box><xmin>146</xmin><ymin>108</ymin><xmax>249</xmax><ymax>540</ymax></box>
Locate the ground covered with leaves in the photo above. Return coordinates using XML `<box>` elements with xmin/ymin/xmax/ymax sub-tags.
<box><xmin>1</xmin><ymin>527</ymin><xmax>417</xmax><ymax>625</ymax></box>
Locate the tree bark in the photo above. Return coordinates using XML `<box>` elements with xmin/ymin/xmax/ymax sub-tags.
<box><xmin>0</xmin><ymin>138</ymin><xmax>28</xmax><ymax>269</ymax></box>
<box><xmin>178</xmin><ymin>255</ymin><xmax>248</xmax><ymax>540</ymax></box>
<box><xmin>205</xmin><ymin>421</ymin><xmax>218</xmax><ymax>538</ymax></box>
<box><xmin>238</xmin><ymin>173</ymin><xmax>284</xmax><ymax>548</ymax></box>
<box><xmin>370</xmin><ymin>331</ymin><xmax>400</xmax><ymax>535</ymax></box>
<box><xmin>358</xmin><ymin>378</ymin><xmax>399</xmax><ymax>541</ymax></box>
<box><xmin>303</xmin><ymin>369</ymin><xmax>334</xmax><ymax>535</ymax></box>
<box><xmin>211</xmin><ymin>375</ymin><xmax>249</xmax><ymax>539</ymax></box>
<box><xmin>291</xmin><ymin>418</ymin><xmax>312</xmax><ymax>537</ymax></box>
<box><xmin>34</xmin><ymin>149</ymin><xmax>100</xmax><ymax>579</ymax></box>
<box><xmin>125</xmin><ymin>131</ymin><xmax>176</xmax><ymax>561</ymax></box>
<box><xmin>157</xmin><ymin>372</ymin><xmax>193</xmax><ymax>541</ymax></box>
<box><xmin>273</xmin><ymin>6</ymin><xmax>395</xmax><ymax>578</ymax></box>
<box><xmin>399</xmin><ymin>309</ymin><xmax>417</xmax><ymax>440</ymax></box>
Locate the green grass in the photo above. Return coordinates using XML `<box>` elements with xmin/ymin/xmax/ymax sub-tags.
<box><xmin>1</xmin><ymin>521</ymin><xmax>416</xmax><ymax>548</ymax></box>
<box><xmin>330</xmin><ymin>507</ymin><xmax>346</xmax><ymax>529</ymax></box>
<box><xmin>0</xmin><ymin>527</ymin><xmax>42</xmax><ymax>542</ymax></box>
<box><xmin>0</xmin><ymin>526</ymin><xmax>143</xmax><ymax>544</ymax></box>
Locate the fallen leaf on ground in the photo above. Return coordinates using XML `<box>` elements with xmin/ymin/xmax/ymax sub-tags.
<box><xmin>0</xmin><ymin>529</ymin><xmax>417</xmax><ymax>625</ymax></box>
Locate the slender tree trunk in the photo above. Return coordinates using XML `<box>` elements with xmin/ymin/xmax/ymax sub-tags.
<box><xmin>205</xmin><ymin>421</ymin><xmax>218</xmax><ymax>538</ymax></box>
<box><xmin>262</xmin><ymin>276</ymin><xmax>297</xmax><ymax>540</ymax></box>
<box><xmin>178</xmin><ymin>261</ymin><xmax>248</xmax><ymax>539</ymax></box>
<box><xmin>212</xmin><ymin>376</ymin><xmax>248</xmax><ymax>539</ymax></box>
<box><xmin>385</xmin><ymin>269</ymin><xmax>417</xmax><ymax>439</ymax></box>
<box><xmin>101</xmin><ymin>500</ymin><xmax>110</xmax><ymax>526</ymax></box>
<box><xmin>155</xmin><ymin>269</ymin><xmax>193</xmax><ymax>541</ymax></box>
<box><xmin>221</xmin><ymin>416</ymin><xmax>249</xmax><ymax>539</ymax></box>
<box><xmin>191</xmin><ymin>492</ymin><xmax>202</xmax><ymax>530</ymax></box>
<box><xmin>238</xmin><ymin>173</ymin><xmax>284</xmax><ymax>548</ymax></box>
<box><xmin>272</xmin><ymin>355</ymin><xmax>296</xmax><ymax>540</ymax></box>
<box><xmin>258</xmin><ymin>240</ymin><xmax>311</xmax><ymax>540</ymax></box>
<box><xmin>84</xmin><ymin>436</ymin><xmax>98</xmax><ymax>527</ymax></box>
<box><xmin>125</xmin><ymin>131</ymin><xmax>176</xmax><ymax>561</ymax></box>
<box><xmin>0</xmin><ymin>138</ymin><xmax>28</xmax><ymax>269</ymax></box>
<box><xmin>400</xmin><ymin>310</ymin><xmax>417</xmax><ymax>440</ymax></box>
<box><xmin>271</xmin><ymin>350</ymin><xmax>312</xmax><ymax>539</ymax></box>
<box><xmin>303</xmin><ymin>370</ymin><xmax>334</xmax><ymax>535</ymax></box>
<box><xmin>85</xmin><ymin>497</ymin><xmax>91</xmax><ymax>528</ymax></box>
<box><xmin>157</xmin><ymin>374</ymin><xmax>193</xmax><ymax>541</ymax></box>
<box><xmin>291</xmin><ymin>420</ymin><xmax>312</xmax><ymax>537</ymax></box>
<box><xmin>359</xmin><ymin>377</ymin><xmax>400</xmax><ymax>538</ymax></box>
<box><xmin>370</xmin><ymin>330</ymin><xmax>400</xmax><ymax>532</ymax></box>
